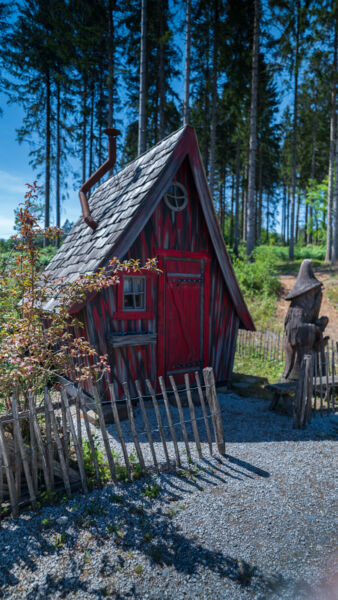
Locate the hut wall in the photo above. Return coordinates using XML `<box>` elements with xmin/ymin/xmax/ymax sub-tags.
<box><xmin>83</xmin><ymin>157</ymin><xmax>238</xmax><ymax>395</ymax></box>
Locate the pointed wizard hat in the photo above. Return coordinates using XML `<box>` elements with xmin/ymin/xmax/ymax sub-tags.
<box><xmin>286</xmin><ymin>259</ymin><xmax>322</xmax><ymax>301</ymax></box>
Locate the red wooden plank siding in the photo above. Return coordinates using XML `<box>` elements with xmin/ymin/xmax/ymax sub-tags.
<box><xmin>82</xmin><ymin>156</ymin><xmax>239</xmax><ymax>397</ymax></box>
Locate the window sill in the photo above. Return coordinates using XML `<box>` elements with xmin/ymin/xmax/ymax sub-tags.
<box><xmin>107</xmin><ymin>332</ymin><xmax>157</xmax><ymax>348</ymax></box>
<box><xmin>113</xmin><ymin>311</ymin><xmax>155</xmax><ymax>320</ymax></box>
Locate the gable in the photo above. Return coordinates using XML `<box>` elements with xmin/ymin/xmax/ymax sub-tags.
<box><xmin>44</xmin><ymin>125</ymin><xmax>254</xmax><ymax>330</ymax></box>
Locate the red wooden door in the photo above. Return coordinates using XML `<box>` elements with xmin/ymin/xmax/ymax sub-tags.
<box><xmin>157</xmin><ymin>250</ymin><xmax>210</xmax><ymax>384</ymax></box>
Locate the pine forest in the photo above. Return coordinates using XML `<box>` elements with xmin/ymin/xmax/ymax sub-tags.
<box><xmin>0</xmin><ymin>0</ymin><xmax>338</xmax><ymax>263</ymax></box>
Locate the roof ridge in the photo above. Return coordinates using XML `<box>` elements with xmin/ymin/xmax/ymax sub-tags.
<box><xmin>102</xmin><ymin>125</ymin><xmax>187</xmax><ymax>189</ymax></box>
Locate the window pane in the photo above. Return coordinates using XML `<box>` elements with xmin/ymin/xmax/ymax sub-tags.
<box><xmin>123</xmin><ymin>277</ymin><xmax>132</xmax><ymax>293</ymax></box>
<box><xmin>133</xmin><ymin>278</ymin><xmax>144</xmax><ymax>293</ymax></box>
<box><xmin>124</xmin><ymin>294</ymin><xmax>134</xmax><ymax>308</ymax></box>
<box><xmin>134</xmin><ymin>293</ymin><xmax>144</xmax><ymax>308</ymax></box>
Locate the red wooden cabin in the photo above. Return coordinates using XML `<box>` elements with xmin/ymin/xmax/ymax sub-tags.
<box><xmin>45</xmin><ymin>125</ymin><xmax>254</xmax><ymax>397</ymax></box>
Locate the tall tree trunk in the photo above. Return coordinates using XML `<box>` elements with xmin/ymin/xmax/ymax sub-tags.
<box><xmin>138</xmin><ymin>0</ymin><xmax>147</xmax><ymax>155</ymax></box>
<box><xmin>295</xmin><ymin>188</ymin><xmax>301</xmax><ymax>242</ymax></box>
<box><xmin>289</xmin><ymin>0</ymin><xmax>300</xmax><ymax>260</ymax></box>
<box><xmin>44</xmin><ymin>70</ymin><xmax>51</xmax><ymax>241</ymax></box>
<box><xmin>332</xmin><ymin>85</ymin><xmax>338</xmax><ymax>262</ymax></box>
<box><xmin>234</xmin><ymin>138</ymin><xmax>241</xmax><ymax>255</ymax></box>
<box><xmin>282</xmin><ymin>181</ymin><xmax>286</xmax><ymax>243</ymax></box>
<box><xmin>183</xmin><ymin>0</ymin><xmax>191</xmax><ymax>126</ymax></box>
<box><xmin>326</xmin><ymin>16</ymin><xmax>337</xmax><ymax>261</ymax></box>
<box><xmin>89</xmin><ymin>85</ymin><xmax>95</xmax><ymax>176</ymax></box>
<box><xmin>307</xmin><ymin>117</ymin><xmax>317</xmax><ymax>244</ymax></box>
<box><xmin>82</xmin><ymin>76</ymin><xmax>87</xmax><ymax>184</ymax></box>
<box><xmin>158</xmin><ymin>0</ymin><xmax>166</xmax><ymax>138</ymax></box>
<box><xmin>98</xmin><ymin>72</ymin><xmax>103</xmax><ymax>165</ymax></box>
<box><xmin>107</xmin><ymin>0</ymin><xmax>115</xmax><ymax>130</ymax></box>
<box><xmin>230</xmin><ymin>171</ymin><xmax>234</xmax><ymax>247</ymax></box>
<box><xmin>246</xmin><ymin>0</ymin><xmax>260</xmax><ymax>256</ymax></box>
<box><xmin>304</xmin><ymin>200</ymin><xmax>308</xmax><ymax>244</ymax></box>
<box><xmin>208</xmin><ymin>0</ymin><xmax>218</xmax><ymax>199</ymax></box>
<box><xmin>56</xmin><ymin>79</ymin><xmax>61</xmax><ymax>247</ymax></box>
<box><xmin>266</xmin><ymin>194</ymin><xmax>270</xmax><ymax>243</ymax></box>
<box><xmin>257</xmin><ymin>143</ymin><xmax>263</xmax><ymax>243</ymax></box>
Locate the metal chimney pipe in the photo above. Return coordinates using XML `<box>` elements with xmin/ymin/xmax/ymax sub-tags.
<box><xmin>79</xmin><ymin>127</ymin><xmax>121</xmax><ymax>230</ymax></box>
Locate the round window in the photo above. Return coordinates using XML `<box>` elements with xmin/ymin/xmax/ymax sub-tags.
<box><xmin>164</xmin><ymin>182</ymin><xmax>188</xmax><ymax>212</ymax></box>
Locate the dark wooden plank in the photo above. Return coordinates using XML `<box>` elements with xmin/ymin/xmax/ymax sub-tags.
<box><xmin>11</xmin><ymin>394</ymin><xmax>37</xmax><ymax>511</ymax></box>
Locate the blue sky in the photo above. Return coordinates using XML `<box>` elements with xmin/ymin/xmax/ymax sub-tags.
<box><xmin>0</xmin><ymin>92</ymin><xmax>88</xmax><ymax>238</ymax></box>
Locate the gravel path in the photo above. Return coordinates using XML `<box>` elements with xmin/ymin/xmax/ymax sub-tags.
<box><xmin>0</xmin><ymin>391</ymin><xmax>337</xmax><ymax>600</ymax></box>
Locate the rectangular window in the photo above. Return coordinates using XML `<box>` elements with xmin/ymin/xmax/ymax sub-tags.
<box><xmin>123</xmin><ymin>276</ymin><xmax>146</xmax><ymax>311</ymax></box>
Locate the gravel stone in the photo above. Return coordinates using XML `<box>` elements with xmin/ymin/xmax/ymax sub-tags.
<box><xmin>0</xmin><ymin>391</ymin><xmax>337</xmax><ymax>599</ymax></box>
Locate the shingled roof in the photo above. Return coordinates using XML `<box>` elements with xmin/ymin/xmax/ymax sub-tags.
<box><xmin>44</xmin><ymin>125</ymin><xmax>254</xmax><ymax>330</ymax></box>
<box><xmin>45</xmin><ymin>126</ymin><xmax>185</xmax><ymax>287</ymax></box>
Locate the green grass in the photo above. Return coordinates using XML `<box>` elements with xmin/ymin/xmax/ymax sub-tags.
<box><xmin>232</xmin><ymin>354</ymin><xmax>284</xmax><ymax>399</ymax></box>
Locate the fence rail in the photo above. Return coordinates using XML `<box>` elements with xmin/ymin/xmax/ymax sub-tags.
<box><xmin>293</xmin><ymin>353</ymin><xmax>337</xmax><ymax>428</ymax></box>
<box><xmin>0</xmin><ymin>367</ymin><xmax>224</xmax><ymax>518</ymax></box>
<box><xmin>236</xmin><ymin>328</ymin><xmax>338</xmax><ymax>366</ymax></box>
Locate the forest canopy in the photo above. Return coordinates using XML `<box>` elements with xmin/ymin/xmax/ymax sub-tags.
<box><xmin>0</xmin><ymin>0</ymin><xmax>337</xmax><ymax>262</ymax></box>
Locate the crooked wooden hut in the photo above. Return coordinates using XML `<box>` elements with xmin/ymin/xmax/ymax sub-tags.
<box><xmin>45</xmin><ymin>125</ymin><xmax>254</xmax><ymax>397</ymax></box>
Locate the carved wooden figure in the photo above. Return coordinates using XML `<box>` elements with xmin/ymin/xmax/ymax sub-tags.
<box><xmin>283</xmin><ymin>259</ymin><xmax>329</xmax><ymax>380</ymax></box>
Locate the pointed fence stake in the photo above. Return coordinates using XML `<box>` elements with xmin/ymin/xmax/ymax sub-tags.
<box><xmin>194</xmin><ymin>371</ymin><xmax>213</xmax><ymax>455</ymax></box>
<box><xmin>45</xmin><ymin>391</ymin><xmax>72</xmax><ymax>499</ymax></box>
<box><xmin>169</xmin><ymin>375</ymin><xmax>191</xmax><ymax>462</ymax></box>
<box><xmin>184</xmin><ymin>373</ymin><xmax>202</xmax><ymax>459</ymax></box>
<box><xmin>123</xmin><ymin>381</ymin><xmax>146</xmax><ymax>473</ymax></box>
<box><xmin>203</xmin><ymin>367</ymin><xmax>225</xmax><ymax>455</ymax></box>
<box><xmin>135</xmin><ymin>380</ymin><xmax>158</xmax><ymax>472</ymax></box>
<box><xmin>11</xmin><ymin>394</ymin><xmax>37</xmax><ymax>511</ymax></box>
<box><xmin>90</xmin><ymin>382</ymin><xmax>117</xmax><ymax>483</ymax></box>
<box><xmin>78</xmin><ymin>390</ymin><xmax>101</xmax><ymax>487</ymax></box>
<box><xmin>159</xmin><ymin>376</ymin><xmax>181</xmax><ymax>468</ymax></box>
<box><xmin>28</xmin><ymin>392</ymin><xmax>51</xmax><ymax>491</ymax></box>
<box><xmin>0</xmin><ymin>423</ymin><xmax>18</xmax><ymax>517</ymax></box>
<box><xmin>62</xmin><ymin>388</ymin><xmax>88</xmax><ymax>494</ymax></box>
<box><xmin>146</xmin><ymin>379</ymin><xmax>171</xmax><ymax>470</ymax></box>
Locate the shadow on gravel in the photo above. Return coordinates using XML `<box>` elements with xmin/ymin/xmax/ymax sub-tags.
<box><xmin>0</xmin><ymin>457</ymin><xmax>282</xmax><ymax>599</ymax></box>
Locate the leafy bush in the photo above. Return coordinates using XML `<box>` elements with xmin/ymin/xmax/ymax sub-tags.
<box><xmin>233</xmin><ymin>246</ymin><xmax>281</xmax><ymax>298</ymax></box>
<box><xmin>0</xmin><ymin>183</ymin><xmax>160</xmax><ymax>410</ymax></box>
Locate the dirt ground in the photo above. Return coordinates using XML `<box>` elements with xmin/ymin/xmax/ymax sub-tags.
<box><xmin>276</xmin><ymin>266</ymin><xmax>338</xmax><ymax>342</ymax></box>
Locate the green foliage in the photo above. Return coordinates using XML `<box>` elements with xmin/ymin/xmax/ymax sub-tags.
<box><xmin>82</xmin><ymin>436</ymin><xmax>110</xmax><ymax>484</ymax></box>
<box><xmin>232</xmin><ymin>246</ymin><xmax>281</xmax><ymax>327</ymax></box>
<box><xmin>142</xmin><ymin>476</ymin><xmax>161</xmax><ymax>500</ymax></box>
<box><xmin>305</xmin><ymin>178</ymin><xmax>328</xmax><ymax>242</ymax></box>
<box><xmin>83</xmin><ymin>438</ymin><xmax>145</xmax><ymax>486</ymax></box>
<box><xmin>0</xmin><ymin>187</ymin><xmax>160</xmax><ymax>409</ymax></box>
<box><xmin>233</xmin><ymin>246</ymin><xmax>281</xmax><ymax>297</ymax></box>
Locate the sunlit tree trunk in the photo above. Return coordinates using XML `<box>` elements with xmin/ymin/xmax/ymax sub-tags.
<box><xmin>246</xmin><ymin>0</ymin><xmax>260</xmax><ymax>256</ymax></box>
<box><xmin>56</xmin><ymin>79</ymin><xmax>61</xmax><ymax>247</ymax></box>
<box><xmin>44</xmin><ymin>70</ymin><xmax>51</xmax><ymax>239</ymax></box>
<box><xmin>234</xmin><ymin>137</ymin><xmax>241</xmax><ymax>255</ymax></box>
<box><xmin>209</xmin><ymin>0</ymin><xmax>219</xmax><ymax>200</ymax></box>
<box><xmin>289</xmin><ymin>1</ymin><xmax>300</xmax><ymax>260</ymax></box>
<box><xmin>326</xmin><ymin>17</ymin><xmax>337</xmax><ymax>261</ymax></box>
<box><xmin>138</xmin><ymin>0</ymin><xmax>147</xmax><ymax>155</ymax></box>
<box><xmin>183</xmin><ymin>0</ymin><xmax>191</xmax><ymax>125</ymax></box>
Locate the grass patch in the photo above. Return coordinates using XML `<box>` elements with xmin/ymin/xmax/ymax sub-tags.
<box><xmin>232</xmin><ymin>355</ymin><xmax>284</xmax><ymax>399</ymax></box>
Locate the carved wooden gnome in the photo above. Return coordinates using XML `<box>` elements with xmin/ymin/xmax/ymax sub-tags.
<box><xmin>283</xmin><ymin>259</ymin><xmax>329</xmax><ymax>380</ymax></box>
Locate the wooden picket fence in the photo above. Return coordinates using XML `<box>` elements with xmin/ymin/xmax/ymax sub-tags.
<box><xmin>293</xmin><ymin>352</ymin><xmax>338</xmax><ymax>428</ymax></box>
<box><xmin>0</xmin><ymin>367</ymin><xmax>224</xmax><ymax>518</ymax></box>
<box><xmin>237</xmin><ymin>327</ymin><xmax>338</xmax><ymax>367</ymax></box>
